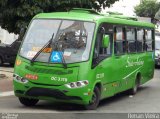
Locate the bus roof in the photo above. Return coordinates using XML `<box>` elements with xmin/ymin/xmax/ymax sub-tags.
<box><xmin>34</xmin><ymin>8</ymin><xmax>155</xmax><ymax>28</ymax></box>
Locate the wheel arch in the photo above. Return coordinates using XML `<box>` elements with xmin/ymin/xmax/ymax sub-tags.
<box><xmin>93</xmin><ymin>80</ymin><xmax>102</xmax><ymax>94</ymax></box>
<box><xmin>135</xmin><ymin>72</ymin><xmax>141</xmax><ymax>86</ymax></box>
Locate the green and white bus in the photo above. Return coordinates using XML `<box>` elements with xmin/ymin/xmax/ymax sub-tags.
<box><xmin>13</xmin><ymin>8</ymin><xmax>155</xmax><ymax>110</ymax></box>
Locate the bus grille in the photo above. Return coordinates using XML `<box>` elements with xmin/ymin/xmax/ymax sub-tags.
<box><xmin>25</xmin><ymin>66</ymin><xmax>73</xmax><ymax>75</ymax></box>
<box><xmin>25</xmin><ymin>87</ymin><xmax>82</xmax><ymax>100</ymax></box>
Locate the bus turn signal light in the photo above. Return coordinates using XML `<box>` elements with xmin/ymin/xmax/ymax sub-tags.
<box><xmin>15</xmin><ymin>59</ymin><xmax>22</xmax><ymax>66</ymax></box>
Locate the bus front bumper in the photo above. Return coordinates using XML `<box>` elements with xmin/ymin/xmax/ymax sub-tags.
<box><xmin>13</xmin><ymin>80</ymin><xmax>92</xmax><ymax>105</ymax></box>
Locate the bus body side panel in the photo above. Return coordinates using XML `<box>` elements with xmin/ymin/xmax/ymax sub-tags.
<box><xmin>93</xmin><ymin>57</ymin><xmax>119</xmax><ymax>99</ymax></box>
<box><xmin>141</xmin><ymin>52</ymin><xmax>154</xmax><ymax>85</ymax></box>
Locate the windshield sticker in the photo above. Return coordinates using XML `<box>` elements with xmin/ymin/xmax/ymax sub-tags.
<box><xmin>51</xmin><ymin>51</ymin><xmax>62</xmax><ymax>63</ymax></box>
<box><xmin>43</xmin><ymin>48</ymin><xmax>52</xmax><ymax>53</ymax></box>
<box><xmin>31</xmin><ymin>47</ymin><xmax>52</xmax><ymax>53</ymax></box>
<box><xmin>26</xmin><ymin>51</ymin><xmax>37</xmax><ymax>58</ymax></box>
<box><xmin>32</xmin><ymin>47</ymin><xmax>41</xmax><ymax>52</ymax></box>
<box><xmin>63</xmin><ymin>51</ymin><xmax>71</xmax><ymax>57</ymax></box>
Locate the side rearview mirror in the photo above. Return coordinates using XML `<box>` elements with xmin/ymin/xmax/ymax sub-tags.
<box><xmin>19</xmin><ymin>27</ymin><xmax>27</xmax><ymax>38</ymax></box>
<box><xmin>102</xmin><ymin>35</ymin><xmax>110</xmax><ymax>48</ymax></box>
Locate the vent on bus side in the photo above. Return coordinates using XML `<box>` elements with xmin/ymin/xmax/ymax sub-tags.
<box><xmin>69</xmin><ymin>8</ymin><xmax>100</xmax><ymax>15</ymax></box>
<box><xmin>25</xmin><ymin>66</ymin><xmax>73</xmax><ymax>75</ymax></box>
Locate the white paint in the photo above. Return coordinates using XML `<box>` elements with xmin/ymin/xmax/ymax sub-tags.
<box><xmin>126</xmin><ymin>57</ymin><xmax>144</xmax><ymax>68</ymax></box>
<box><xmin>123</xmin><ymin>66</ymin><xmax>142</xmax><ymax>80</ymax></box>
<box><xmin>129</xmin><ymin>95</ymin><xmax>133</xmax><ymax>98</ymax></box>
<box><xmin>96</xmin><ymin>73</ymin><xmax>104</xmax><ymax>79</ymax></box>
<box><xmin>0</xmin><ymin>91</ymin><xmax>14</xmax><ymax>97</ymax></box>
<box><xmin>51</xmin><ymin>76</ymin><xmax>68</xmax><ymax>82</ymax></box>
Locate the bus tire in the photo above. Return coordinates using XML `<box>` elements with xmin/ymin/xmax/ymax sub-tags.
<box><xmin>0</xmin><ymin>57</ymin><xmax>3</xmax><ymax>66</ymax></box>
<box><xmin>85</xmin><ymin>86</ymin><xmax>100</xmax><ymax>110</ymax></box>
<box><xmin>10</xmin><ymin>63</ymin><xmax>15</xmax><ymax>66</ymax></box>
<box><xmin>19</xmin><ymin>97</ymin><xmax>39</xmax><ymax>106</ymax></box>
<box><xmin>129</xmin><ymin>77</ymin><xmax>140</xmax><ymax>95</ymax></box>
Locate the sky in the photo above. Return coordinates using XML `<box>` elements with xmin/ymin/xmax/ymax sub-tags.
<box><xmin>102</xmin><ymin>0</ymin><xmax>140</xmax><ymax>16</ymax></box>
<box><xmin>102</xmin><ymin>0</ymin><xmax>160</xmax><ymax>31</ymax></box>
<box><xmin>103</xmin><ymin>0</ymin><xmax>160</xmax><ymax>16</ymax></box>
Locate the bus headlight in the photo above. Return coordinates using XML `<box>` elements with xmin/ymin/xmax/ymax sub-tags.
<box><xmin>13</xmin><ymin>74</ymin><xmax>28</xmax><ymax>84</ymax></box>
<box><xmin>21</xmin><ymin>78</ymin><xmax>28</xmax><ymax>83</ymax></box>
<box><xmin>65</xmin><ymin>80</ymin><xmax>89</xmax><ymax>88</ymax></box>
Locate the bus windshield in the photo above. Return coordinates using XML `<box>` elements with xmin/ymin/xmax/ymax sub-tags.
<box><xmin>20</xmin><ymin>19</ymin><xmax>95</xmax><ymax>63</ymax></box>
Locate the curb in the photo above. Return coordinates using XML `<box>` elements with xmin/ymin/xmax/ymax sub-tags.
<box><xmin>0</xmin><ymin>91</ymin><xmax>14</xmax><ymax>97</ymax></box>
<box><xmin>0</xmin><ymin>70</ymin><xmax>13</xmax><ymax>73</ymax></box>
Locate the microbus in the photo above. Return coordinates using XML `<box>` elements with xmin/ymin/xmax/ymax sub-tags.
<box><xmin>13</xmin><ymin>8</ymin><xmax>155</xmax><ymax>110</ymax></box>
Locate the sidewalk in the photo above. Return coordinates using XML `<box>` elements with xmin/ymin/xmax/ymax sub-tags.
<box><xmin>0</xmin><ymin>67</ymin><xmax>13</xmax><ymax>92</ymax></box>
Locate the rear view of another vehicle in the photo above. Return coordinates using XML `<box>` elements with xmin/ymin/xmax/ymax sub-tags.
<box><xmin>155</xmin><ymin>33</ymin><xmax>160</xmax><ymax>67</ymax></box>
<box><xmin>0</xmin><ymin>40</ymin><xmax>21</xmax><ymax>66</ymax></box>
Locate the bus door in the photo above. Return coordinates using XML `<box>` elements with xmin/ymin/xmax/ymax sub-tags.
<box><xmin>93</xmin><ymin>30</ymin><xmax>115</xmax><ymax>98</ymax></box>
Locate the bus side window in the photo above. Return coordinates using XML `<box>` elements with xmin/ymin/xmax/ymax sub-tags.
<box><xmin>93</xmin><ymin>26</ymin><xmax>112</xmax><ymax>64</ymax></box>
<box><xmin>137</xmin><ymin>29</ymin><xmax>144</xmax><ymax>52</ymax></box>
<box><xmin>114</xmin><ymin>27</ymin><xmax>125</xmax><ymax>55</ymax></box>
<box><xmin>145</xmin><ymin>29</ymin><xmax>153</xmax><ymax>51</ymax></box>
<box><xmin>98</xmin><ymin>28</ymin><xmax>112</xmax><ymax>59</ymax></box>
<box><xmin>126</xmin><ymin>28</ymin><xmax>136</xmax><ymax>53</ymax></box>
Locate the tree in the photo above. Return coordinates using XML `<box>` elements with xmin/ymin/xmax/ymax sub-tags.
<box><xmin>0</xmin><ymin>0</ymin><xmax>119</xmax><ymax>35</ymax></box>
<box><xmin>155</xmin><ymin>9</ymin><xmax>160</xmax><ymax>20</ymax></box>
<box><xmin>134</xmin><ymin>0</ymin><xmax>160</xmax><ymax>23</ymax></box>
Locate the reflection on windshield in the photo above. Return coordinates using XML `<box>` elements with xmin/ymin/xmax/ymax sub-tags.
<box><xmin>20</xmin><ymin>19</ymin><xmax>95</xmax><ymax>63</ymax></box>
<box><xmin>20</xmin><ymin>20</ymin><xmax>61</xmax><ymax>60</ymax></box>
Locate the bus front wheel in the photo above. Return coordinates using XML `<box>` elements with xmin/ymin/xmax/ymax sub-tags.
<box><xmin>19</xmin><ymin>97</ymin><xmax>39</xmax><ymax>106</ymax></box>
<box><xmin>0</xmin><ymin>57</ymin><xmax>3</xmax><ymax>66</ymax></box>
<box><xmin>85</xmin><ymin>86</ymin><xmax>100</xmax><ymax>110</ymax></box>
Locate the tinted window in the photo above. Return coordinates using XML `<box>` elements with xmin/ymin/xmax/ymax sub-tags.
<box><xmin>116</xmin><ymin>27</ymin><xmax>123</xmax><ymax>40</ymax></box>
<box><xmin>114</xmin><ymin>27</ymin><xmax>125</xmax><ymax>54</ymax></box>
<box><xmin>155</xmin><ymin>35</ymin><xmax>160</xmax><ymax>50</ymax></box>
<box><xmin>126</xmin><ymin>28</ymin><xmax>136</xmax><ymax>53</ymax></box>
<box><xmin>137</xmin><ymin>29</ymin><xmax>144</xmax><ymax>52</ymax></box>
<box><xmin>145</xmin><ymin>29</ymin><xmax>153</xmax><ymax>51</ymax></box>
<box><xmin>93</xmin><ymin>24</ymin><xmax>113</xmax><ymax>65</ymax></box>
<box><xmin>94</xmin><ymin>27</ymin><xmax>112</xmax><ymax>58</ymax></box>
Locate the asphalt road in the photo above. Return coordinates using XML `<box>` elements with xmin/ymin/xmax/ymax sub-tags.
<box><xmin>0</xmin><ymin>68</ymin><xmax>160</xmax><ymax>115</ymax></box>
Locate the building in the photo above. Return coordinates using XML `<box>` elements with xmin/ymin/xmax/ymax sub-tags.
<box><xmin>0</xmin><ymin>26</ymin><xmax>18</xmax><ymax>44</ymax></box>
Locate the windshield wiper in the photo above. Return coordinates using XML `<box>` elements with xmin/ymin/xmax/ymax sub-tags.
<box><xmin>30</xmin><ymin>33</ymin><xmax>54</xmax><ymax>63</ymax></box>
<box><xmin>53</xmin><ymin>41</ymin><xmax>67</xmax><ymax>69</ymax></box>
